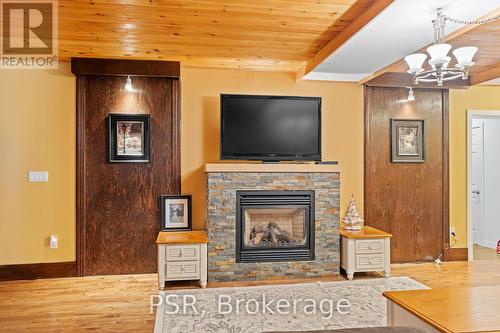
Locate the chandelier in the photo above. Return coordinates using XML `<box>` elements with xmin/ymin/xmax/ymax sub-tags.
<box><xmin>404</xmin><ymin>9</ymin><xmax>499</xmax><ymax>86</ymax></box>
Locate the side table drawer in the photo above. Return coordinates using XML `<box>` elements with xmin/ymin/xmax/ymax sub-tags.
<box><xmin>166</xmin><ymin>245</ymin><xmax>199</xmax><ymax>261</ymax></box>
<box><xmin>355</xmin><ymin>239</ymin><xmax>383</xmax><ymax>254</ymax></box>
<box><xmin>355</xmin><ymin>254</ymin><xmax>384</xmax><ymax>270</ymax></box>
<box><xmin>166</xmin><ymin>261</ymin><xmax>200</xmax><ymax>280</ymax></box>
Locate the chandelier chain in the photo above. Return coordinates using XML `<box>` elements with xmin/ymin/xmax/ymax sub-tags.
<box><xmin>443</xmin><ymin>14</ymin><xmax>500</xmax><ymax>25</ymax></box>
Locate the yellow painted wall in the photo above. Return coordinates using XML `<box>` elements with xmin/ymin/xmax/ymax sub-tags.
<box><xmin>449</xmin><ymin>85</ymin><xmax>500</xmax><ymax>248</ymax></box>
<box><xmin>0</xmin><ymin>63</ymin><xmax>76</xmax><ymax>264</ymax></box>
<box><xmin>0</xmin><ymin>65</ymin><xmax>364</xmax><ymax>264</ymax></box>
<box><xmin>181</xmin><ymin>68</ymin><xmax>365</xmax><ymax>230</ymax></box>
<box><xmin>2</xmin><ymin>63</ymin><xmax>495</xmax><ymax>264</ymax></box>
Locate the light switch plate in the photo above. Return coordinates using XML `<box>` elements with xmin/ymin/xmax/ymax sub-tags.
<box><xmin>29</xmin><ymin>171</ymin><xmax>49</xmax><ymax>182</ymax></box>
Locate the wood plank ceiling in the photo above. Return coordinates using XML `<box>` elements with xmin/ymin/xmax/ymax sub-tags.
<box><xmin>361</xmin><ymin>10</ymin><xmax>500</xmax><ymax>85</ymax></box>
<box><xmin>59</xmin><ymin>0</ymin><xmax>378</xmax><ymax>72</ymax></box>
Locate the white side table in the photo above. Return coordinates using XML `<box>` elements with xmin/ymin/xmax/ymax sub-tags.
<box><xmin>340</xmin><ymin>226</ymin><xmax>391</xmax><ymax>280</ymax></box>
<box><xmin>156</xmin><ymin>231</ymin><xmax>208</xmax><ymax>289</ymax></box>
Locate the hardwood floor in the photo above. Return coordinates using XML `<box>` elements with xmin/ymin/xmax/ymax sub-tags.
<box><xmin>390</xmin><ymin>259</ymin><xmax>500</xmax><ymax>289</ymax></box>
<box><xmin>0</xmin><ymin>274</ymin><xmax>158</xmax><ymax>332</ymax></box>
<box><xmin>0</xmin><ymin>260</ymin><xmax>499</xmax><ymax>332</ymax></box>
<box><xmin>474</xmin><ymin>245</ymin><xmax>500</xmax><ymax>260</ymax></box>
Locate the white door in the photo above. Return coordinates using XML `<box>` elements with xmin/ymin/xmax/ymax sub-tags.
<box><xmin>483</xmin><ymin>118</ymin><xmax>500</xmax><ymax>249</ymax></box>
<box><xmin>471</xmin><ymin>120</ymin><xmax>484</xmax><ymax>246</ymax></box>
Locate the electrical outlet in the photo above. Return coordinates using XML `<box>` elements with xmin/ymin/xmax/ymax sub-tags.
<box><xmin>49</xmin><ymin>235</ymin><xmax>58</xmax><ymax>249</ymax></box>
<box><xmin>450</xmin><ymin>227</ymin><xmax>455</xmax><ymax>235</ymax></box>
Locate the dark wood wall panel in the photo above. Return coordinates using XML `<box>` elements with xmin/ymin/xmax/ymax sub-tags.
<box><xmin>72</xmin><ymin>57</ymin><xmax>180</xmax><ymax>78</ymax></box>
<box><xmin>78</xmin><ymin>75</ymin><xmax>180</xmax><ymax>276</ymax></box>
<box><xmin>364</xmin><ymin>87</ymin><xmax>449</xmax><ymax>263</ymax></box>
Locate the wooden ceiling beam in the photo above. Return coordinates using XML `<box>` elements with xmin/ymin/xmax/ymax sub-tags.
<box><xmin>358</xmin><ymin>7</ymin><xmax>500</xmax><ymax>85</ymax></box>
<box><xmin>471</xmin><ymin>62</ymin><xmax>500</xmax><ymax>85</ymax></box>
<box><xmin>296</xmin><ymin>0</ymin><xmax>394</xmax><ymax>81</ymax></box>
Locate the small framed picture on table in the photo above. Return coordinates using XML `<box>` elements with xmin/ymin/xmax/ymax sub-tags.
<box><xmin>160</xmin><ymin>195</ymin><xmax>192</xmax><ymax>231</ymax></box>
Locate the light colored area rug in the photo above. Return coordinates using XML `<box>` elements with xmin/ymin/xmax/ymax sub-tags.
<box><xmin>154</xmin><ymin>277</ymin><xmax>428</xmax><ymax>333</ymax></box>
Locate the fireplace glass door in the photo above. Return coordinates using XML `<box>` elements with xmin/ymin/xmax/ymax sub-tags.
<box><xmin>236</xmin><ymin>190</ymin><xmax>315</xmax><ymax>262</ymax></box>
<box><xmin>243</xmin><ymin>206</ymin><xmax>308</xmax><ymax>249</ymax></box>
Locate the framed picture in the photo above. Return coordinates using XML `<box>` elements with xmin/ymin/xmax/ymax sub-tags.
<box><xmin>391</xmin><ymin>119</ymin><xmax>425</xmax><ymax>163</ymax></box>
<box><xmin>108</xmin><ymin>113</ymin><xmax>150</xmax><ymax>163</ymax></box>
<box><xmin>160</xmin><ymin>195</ymin><xmax>192</xmax><ymax>231</ymax></box>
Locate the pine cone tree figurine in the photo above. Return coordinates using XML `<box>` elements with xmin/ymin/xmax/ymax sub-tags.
<box><xmin>342</xmin><ymin>195</ymin><xmax>364</xmax><ymax>231</ymax></box>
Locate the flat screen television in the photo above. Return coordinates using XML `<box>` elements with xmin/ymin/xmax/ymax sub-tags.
<box><xmin>220</xmin><ymin>94</ymin><xmax>322</xmax><ymax>161</ymax></box>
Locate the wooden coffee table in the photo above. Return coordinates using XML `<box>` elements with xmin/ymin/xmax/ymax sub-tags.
<box><xmin>384</xmin><ymin>286</ymin><xmax>500</xmax><ymax>333</ymax></box>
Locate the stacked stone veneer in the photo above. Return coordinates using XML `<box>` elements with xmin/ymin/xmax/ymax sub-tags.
<box><xmin>206</xmin><ymin>172</ymin><xmax>340</xmax><ymax>282</ymax></box>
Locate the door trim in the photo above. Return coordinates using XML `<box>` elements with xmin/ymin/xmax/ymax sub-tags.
<box><xmin>75</xmin><ymin>76</ymin><xmax>86</xmax><ymax>276</ymax></box>
<box><xmin>442</xmin><ymin>91</ymin><xmax>451</xmax><ymax>261</ymax></box>
<box><xmin>466</xmin><ymin>109</ymin><xmax>500</xmax><ymax>261</ymax></box>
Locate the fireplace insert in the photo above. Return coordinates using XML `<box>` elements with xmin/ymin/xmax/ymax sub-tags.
<box><xmin>236</xmin><ymin>190</ymin><xmax>315</xmax><ymax>262</ymax></box>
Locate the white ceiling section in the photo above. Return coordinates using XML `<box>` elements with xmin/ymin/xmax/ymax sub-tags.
<box><xmin>482</xmin><ymin>78</ymin><xmax>500</xmax><ymax>85</ymax></box>
<box><xmin>303</xmin><ymin>0</ymin><xmax>500</xmax><ymax>82</ymax></box>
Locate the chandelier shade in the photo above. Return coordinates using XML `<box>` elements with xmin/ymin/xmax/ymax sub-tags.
<box><xmin>453</xmin><ymin>46</ymin><xmax>478</xmax><ymax>68</ymax></box>
<box><xmin>426</xmin><ymin>43</ymin><xmax>452</xmax><ymax>64</ymax></box>
<box><xmin>404</xmin><ymin>53</ymin><xmax>427</xmax><ymax>73</ymax></box>
<box><xmin>429</xmin><ymin>56</ymin><xmax>451</xmax><ymax>69</ymax></box>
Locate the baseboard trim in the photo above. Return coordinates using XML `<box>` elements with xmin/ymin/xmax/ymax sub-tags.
<box><xmin>444</xmin><ymin>248</ymin><xmax>468</xmax><ymax>261</ymax></box>
<box><xmin>0</xmin><ymin>261</ymin><xmax>76</xmax><ymax>281</ymax></box>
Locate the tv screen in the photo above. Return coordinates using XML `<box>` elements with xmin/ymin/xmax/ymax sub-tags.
<box><xmin>220</xmin><ymin>94</ymin><xmax>321</xmax><ymax>161</ymax></box>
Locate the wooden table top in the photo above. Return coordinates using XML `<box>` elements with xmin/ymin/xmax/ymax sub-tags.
<box><xmin>156</xmin><ymin>231</ymin><xmax>208</xmax><ymax>244</ymax></box>
<box><xmin>339</xmin><ymin>226</ymin><xmax>392</xmax><ymax>239</ymax></box>
<box><xmin>384</xmin><ymin>286</ymin><xmax>500</xmax><ymax>333</ymax></box>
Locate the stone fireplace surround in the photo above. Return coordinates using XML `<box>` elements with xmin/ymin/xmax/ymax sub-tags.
<box><xmin>205</xmin><ymin>163</ymin><xmax>340</xmax><ymax>282</ymax></box>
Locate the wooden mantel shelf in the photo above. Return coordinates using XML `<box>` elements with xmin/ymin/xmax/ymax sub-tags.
<box><xmin>205</xmin><ymin>163</ymin><xmax>340</xmax><ymax>173</ymax></box>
